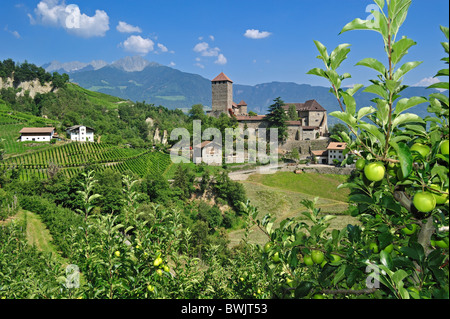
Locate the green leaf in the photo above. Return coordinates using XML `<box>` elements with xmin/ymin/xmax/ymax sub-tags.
<box><xmin>357</xmin><ymin>106</ymin><xmax>376</xmax><ymax>120</ymax></box>
<box><xmin>380</xmin><ymin>250</ymin><xmax>393</xmax><ymax>270</ymax></box>
<box><xmin>390</xmin><ymin>0</ymin><xmax>411</xmax><ymax>36</ymax></box>
<box><xmin>374</xmin><ymin>0</ymin><xmax>385</xmax><ymax>10</ymax></box>
<box><xmin>363</xmin><ymin>84</ymin><xmax>389</xmax><ymax>99</ymax></box>
<box><xmin>356</xmin><ymin>57</ymin><xmax>387</xmax><ymax>75</ymax></box>
<box><xmin>391</xmin><ymin>141</ymin><xmax>412</xmax><ymax>179</ymax></box>
<box><xmin>392</xmin><ymin>113</ymin><xmax>423</xmax><ymax>128</ymax></box>
<box><xmin>394</xmin><ymin>96</ymin><xmax>428</xmax><ymax>115</ymax></box>
<box><xmin>342</xmin><ymin>92</ymin><xmax>356</xmax><ymax>115</ymax></box>
<box><xmin>401</xmin><ymin>242</ymin><xmax>425</xmax><ymax>263</ymax></box>
<box><xmin>346</xmin><ymin>84</ymin><xmax>364</xmax><ymax>96</ymax></box>
<box><xmin>441</xmin><ymin>25</ymin><xmax>449</xmax><ymax>41</ymax></box>
<box><xmin>329</xmin><ymin>43</ymin><xmax>351</xmax><ymax>70</ymax></box>
<box><xmin>349</xmin><ymin>194</ymin><xmax>374</xmax><ymax>205</ymax></box>
<box><xmin>393</xmin><ymin>61</ymin><xmax>423</xmax><ymax>81</ymax></box>
<box><xmin>340</xmin><ymin>18</ymin><xmax>380</xmax><ymax>34</ymax></box>
<box><xmin>294</xmin><ymin>281</ymin><xmax>313</xmax><ymax>298</ymax></box>
<box><xmin>358</xmin><ymin>123</ymin><xmax>386</xmax><ymax>145</ymax></box>
<box><xmin>375</xmin><ymin>98</ymin><xmax>390</xmax><ymax>126</ymax></box>
<box><xmin>333</xmin><ymin>265</ymin><xmax>346</xmax><ymax>286</ymax></box>
<box><xmin>313</xmin><ymin>40</ymin><xmax>329</xmax><ymax>64</ymax></box>
<box><xmin>306</xmin><ymin>67</ymin><xmax>327</xmax><ymax>78</ymax></box>
<box><xmin>392</xmin><ymin>269</ymin><xmax>409</xmax><ymax>285</ymax></box>
<box><xmin>329</xmin><ymin>111</ymin><xmax>357</xmax><ymax>128</ymax></box>
<box><xmin>428</xmin><ymin>82</ymin><xmax>449</xmax><ymax>91</ymax></box>
<box><xmin>391</xmin><ymin>36</ymin><xmax>417</xmax><ymax>65</ymax></box>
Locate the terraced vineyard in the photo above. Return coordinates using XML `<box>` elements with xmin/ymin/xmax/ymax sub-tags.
<box><xmin>0</xmin><ymin>142</ymin><xmax>173</xmax><ymax>181</ymax></box>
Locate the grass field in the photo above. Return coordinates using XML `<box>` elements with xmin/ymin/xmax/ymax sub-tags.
<box><xmin>228</xmin><ymin>171</ymin><xmax>358</xmax><ymax>247</ymax></box>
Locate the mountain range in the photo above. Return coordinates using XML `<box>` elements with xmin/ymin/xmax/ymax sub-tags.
<box><xmin>43</xmin><ymin>56</ymin><xmax>446</xmax><ymax>125</ymax></box>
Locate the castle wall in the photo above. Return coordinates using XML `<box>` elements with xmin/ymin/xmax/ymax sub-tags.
<box><xmin>212</xmin><ymin>81</ymin><xmax>232</xmax><ymax>114</ymax></box>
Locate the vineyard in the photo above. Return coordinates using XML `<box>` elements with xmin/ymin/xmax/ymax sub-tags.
<box><xmin>0</xmin><ymin>142</ymin><xmax>173</xmax><ymax>180</ymax></box>
<box><xmin>1</xmin><ymin>103</ymin><xmax>174</xmax><ymax>180</ymax></box>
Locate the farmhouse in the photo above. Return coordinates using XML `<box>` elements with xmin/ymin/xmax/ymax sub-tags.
<box><xmin>19</xmin><ymin>127</ymin><xmax>56</xmax><ymax>142</ymax></box>
<box><xmin>193</xmin><ymin>140</ymin><xmax>222</xmax><ymax>165</ymax></box>
<box><xmin>66</xmin><ymin>125</ymin><xmax>95</xmax><ymax>142</ymax></box>
<box><xmin>327</xmin><ymin>142</ymin><xmax>347</xmax><ymax>164</ymax></box>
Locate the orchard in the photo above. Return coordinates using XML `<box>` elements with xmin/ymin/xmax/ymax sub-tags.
<box><xmin>0</xmin><ymin>0</ymin><xmax>448</xmax><ymax>300</ymax></box>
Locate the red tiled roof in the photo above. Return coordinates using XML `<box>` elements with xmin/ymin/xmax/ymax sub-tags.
<box><xmin>286</xmin><ymin>121</ymin><xmax>302</xmax><ymax>126</ymax></box>
<box><xmin>282</xmin><ymin>100</ymin><xmax>326</xmax><ymax>112</ymax></box>
<box><xmin>19</xmin><ymin>127</ymin><xmax>55</xmax><ymax>134</ymax></box>
<box><xmin>312</xmin><ymin>150</ymin><xmax>328</xmax><ymax>156</ymax></box>
<box><xmin>235</xmin><ymin>115</ymin><xmax>266</xmax><ymax>121</ymax></box>
<box><xmin>237</xmin><ymin>100</ymin><xmax>247</xmax><ymax>106</ymax></box>
<box><xmin>327</xmin><ymin>142</ymin><xmax>347</xmax><ymax>150</ymax></box>
<box><xmin>212</xmin><ymin>72</ymin><xmax>233</xmax><ymax>83</ymax></box>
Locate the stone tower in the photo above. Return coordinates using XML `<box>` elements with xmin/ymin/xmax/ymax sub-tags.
<box><xmin>211</xmin><ymin>72</ymin><xmax>233</xmax><ymax>117</ymax></box>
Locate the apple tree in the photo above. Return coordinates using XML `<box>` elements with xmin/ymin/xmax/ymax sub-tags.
<box><xmin>252</xmin><ymin>0</ymin><xmax>448</xmax><ymax>299</ymax></box>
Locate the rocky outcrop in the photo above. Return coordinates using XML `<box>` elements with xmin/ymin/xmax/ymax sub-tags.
<box><xmin>0</xmin><ymin>76</ymin><xmax>55</xmax><ymax>98</ymax></box>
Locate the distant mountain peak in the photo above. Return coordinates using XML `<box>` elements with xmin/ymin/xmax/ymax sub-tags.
<box><xmin>43</xmin><ymin>59</ymin><xmax>108</xmax><ymax>73</ymax></box>
<box><xmin>111</xmin><ymin>56</ymin><xmax>160</xmax><ymax>72</ymax></box>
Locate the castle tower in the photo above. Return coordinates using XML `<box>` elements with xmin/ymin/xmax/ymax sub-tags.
<box><xmin>211</xmin><ymin>72</ymin><xmax>233</xmax><ymax>117</ymax></box>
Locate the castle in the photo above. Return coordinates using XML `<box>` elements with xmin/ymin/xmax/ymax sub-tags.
<box><xmin>208</xmin><ymin>72</ymin><xmax>329</xmax><ymax>146</ymax></box>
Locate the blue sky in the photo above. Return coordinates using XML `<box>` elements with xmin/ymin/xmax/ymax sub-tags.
<box><xmin>1</xmin><ymin>0</ymin><xmax>448</xmax><ymax>87</ymax></box>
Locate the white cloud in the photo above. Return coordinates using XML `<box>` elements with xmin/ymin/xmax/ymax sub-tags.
<box><xmin>244</xmin><ymin>29</ymin><xmax>271</xmax><ymax>39</ymax></box>
<box><xmin>169</xmin><ymin>62</ymin><xmax>176</xmax><ymax>67</ymax></box>
<box><xmin>413</xmin><ymin>77</ymin><xmax>440</xmax><ymax>87</ymax></box>
<box><xmin>413</xmin><ymin>77</ymin><xmax>446</xmax><ymax>92</ymax></box>
<box><xmin>193</xmin><ymin>41</ymin><xmax>220</xmax><ymax>57</ymax></box>
<box><xmin>209</xmin><ymin>35</ymin><xmax>215</xmax><ymax>41</ymax></box>
<box><xmin>116</xmin><ymin>21</ymin><xmax>142</xmax><ymax>33</ymax></box>
<box><xmin>157</xmin><ymin>43</ymin><xmax>168</xmax><ymax>53</ymax></box>
<box><xmin>215</xmin><ymin>54</ymin><xmax>227</xmax><ymax>65</ymax></box>
<box><xmin>29</xmin><ymin>0</ymin><xmax>109</xmax><ymax>38</ymax></box>
<box><xmin>4</xmin><ymin>26</ymin><xmax>21</xmax><ymax>39</ymax></box>
<box><xmin>121</xmin><ymin>35</ymin><xmax>154</xmax><ymax>55</ymax></box>
<box><xmin>193</xmin><ymin>40</ymin><xmax>227</xmax><ymax>66</ymax></box>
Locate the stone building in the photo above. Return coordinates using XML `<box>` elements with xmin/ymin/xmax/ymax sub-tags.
<box><xmin>207</xmin><ymin>72</ymin><xmax>329</xmax><ymax>151</ymax></box>
<box><xmin>209</xmin><ymin>72</ymin><xmax>248</xmax><ymax>117</ymax></box>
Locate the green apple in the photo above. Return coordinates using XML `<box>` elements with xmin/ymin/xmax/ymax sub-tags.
<box><xmin>440</xmin><ymin>140</ymin><xmax>449</xmax><ymax>156</ymax></box>
<box><xmin>401</xmin><ymin>224</ymin><xmax>418</xmax><ymax>235</ymax></box>
<box><xmin>147</xmin><ymin>284</ymin><xmax>154</xmax><ymax>292</ymax></box>
<box><xmin>369</xmin><ymin>242</ymin><xmax>379</xmax><ymax>253</ymax></box>
<box><xmin>264</xmin><ymin>242</ymin><xmax>272</xmax><ymax>253</ymax></box>
<box><xmin>114</xmin><ymin>250</ymin><xmax>121</xmax><ymax>257</ymax></box>
<box><xmin>272</xmin><ymin>252</ymin><xmax>281</xmax><ymax>263</ymax></box>
<box><xmin>153</xmin><ymin>257</ymin><xmax>163</xmax><ymax>267</ymax></box>
<box><xmin>413</xmin><ymin>191</ymin><xmax>436</xmax><ymax>213</ymax></box>
<box><xmin>313</xmin><ymin>294</ymin><xmax>325</xmax><ymax>299</ymax></box>
<box><xmin>430</xmin><ymin>184</ymin><xmax>449</xmax><ymax>205</ymax></box>
<box><xmin>410</xmin><ymin>143</ymin><xmax>430</xmax><ymax>159</ymax></box>
<box><xmin>311</xmin><ymin>250</ymin><xmax>324</xmax><ymax>264</ymax></box>
<box><xmin>435</xmin><ymin>239</ymin><xmax>449</xmax><ymax>249</ymax></box>
<box><xmin>303</xmin><ymin>255</ymin><xmax>314</xmax><ymax>266</ymax></box>
<box><xmin>286</xmin><ymin>278</ymin><xmax>294</xmax><ymax>288</ymax></box>
<box><xmin>156</xmin><ymin>269</ymin><xmax>163</xmax><ymax>276</ymax></box>
<box><xmin>330</xmin><ymin>254</ymin><xmax>341</xmax><ymax>263</ymax></box>
<box><xmin>383</xmin><ymin>244</ymin><xmax>394</xmax><ymax>254</ymax></box>
<box><xmin>163</xmin><ymin>265</ymin><xmax>170</xmax><ymax>272</ymax></box>
<box><xmin>364</xmin><ymin>162</ymin><xmax>385</xmax><ymax>182</ymax></box>
<box><xmin>355</xmin><ymin>158</ymin><xmax>366</xmax><ymax>170</ymax></box>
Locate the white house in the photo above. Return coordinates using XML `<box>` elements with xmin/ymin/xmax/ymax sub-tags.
<box><xmin>19</xmin><ymin>127</ymin><xmax>55</xmax><ymax>142</ymax></box>
<box><xmin>311</xmin><ymin>150</ymin><xmax>328</xmax><ymax>164</ymax></box>
<box><xmin>66</xmin><ymin>125</ymin><xmax>95</xmax><ymax>142</ymax></box>
<box><xmin>193</xmin><ymin>140</ymin><xmax>222</xmax><ymax>165</ymax></box>
<box><xmin>327</xmin><ymin>142</ymin><xmax>347</xmax><ymax>164</ymax></box>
